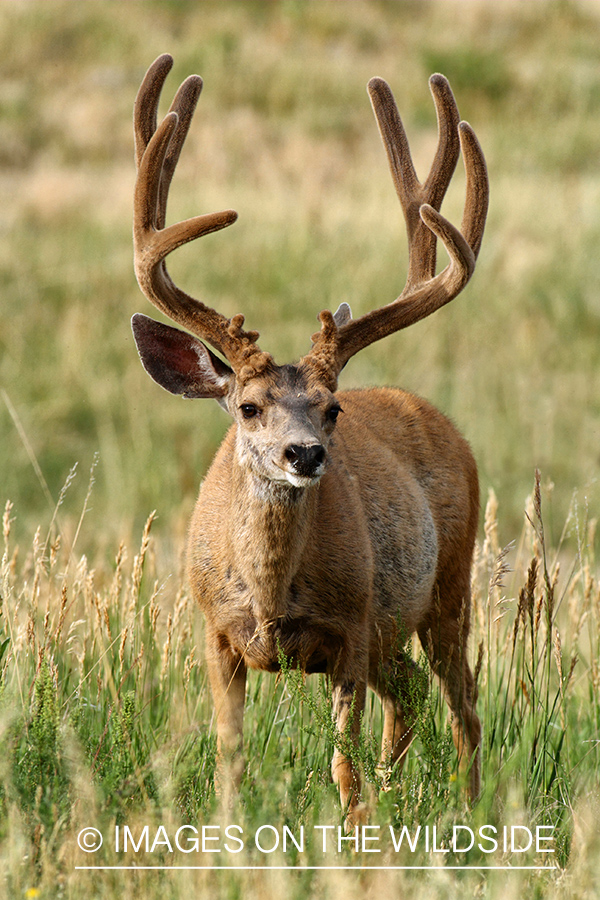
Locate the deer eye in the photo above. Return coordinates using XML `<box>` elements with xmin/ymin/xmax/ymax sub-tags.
<box><xmin>240</xmin><ymin>403</ymin><xmax>260</xmax><ymax>419</ymax></box>
<box><xmin>326</xmin><ymin>404</ymin><xmax>343</xmax><ymax>424</ymax></box>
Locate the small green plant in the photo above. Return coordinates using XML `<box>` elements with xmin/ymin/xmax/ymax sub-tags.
<box><xmin>11</xmin><ymin>656</ymin><xmax>71</xmax><ymax>855</ymax></box>
<box><xmin>274</xmin><ymin>647</ymin><xmax>371</xmax><ymax>809</ymax></box>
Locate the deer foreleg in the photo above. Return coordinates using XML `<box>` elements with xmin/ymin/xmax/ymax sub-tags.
<box><xmin>205</xmin><ymin>629</ymin><xmax>247</xmax><ymax>806</ymax></box>
<box><xmin>331</xmin><ymin>669</ymin><xmax>368</xmax><ymax>829</ymax></box>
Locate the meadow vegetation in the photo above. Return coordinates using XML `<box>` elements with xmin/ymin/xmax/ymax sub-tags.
<box><xmin>1</xmin><ymin>1</ymin><xmax>600</xmax><ymax>897</ymax></box>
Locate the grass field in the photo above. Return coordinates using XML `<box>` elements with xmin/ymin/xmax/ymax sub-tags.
<box><xmin>2</xmin><ymin>1</ymin><xmax>600</xmax><ymax>897</ymax></box>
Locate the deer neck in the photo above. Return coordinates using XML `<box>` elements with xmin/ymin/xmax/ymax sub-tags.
<box><xmin>228</xmin><ymin>460</ymin><xmax>317</xmax><ymax>622</ymax></box>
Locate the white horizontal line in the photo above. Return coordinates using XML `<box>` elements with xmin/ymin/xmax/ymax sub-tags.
<box><xmin>75</xmin><ymin>865</ymin><xmax>559</xmax><ymax>871</ymax></box>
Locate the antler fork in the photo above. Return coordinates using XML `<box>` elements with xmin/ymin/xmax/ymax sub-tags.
<box><xmin>133</xmin><ymin>53</ymin><xmax>269</xmax><ymax>376</ymax></box>
<box><xmin>307</xmin><ymin>73</ymin><xmax>489</xmax><ymax>380</ymax></box>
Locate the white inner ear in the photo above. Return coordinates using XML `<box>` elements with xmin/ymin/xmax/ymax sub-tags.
<box><xmin>190</xmin><ymin>341</ymin><xmax>231</xmax><ymax>389</ymax></box>
<box><xmin>189</xmin><ymin>341</ymin><xmax>233</xmax><ymax>411</ymax></box>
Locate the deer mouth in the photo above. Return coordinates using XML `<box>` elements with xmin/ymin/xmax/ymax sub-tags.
<box><xmin>285</xmin><ymin>471</ymin><xmax>323</xmax><ymax>488</ymax></box>
<box><xmin>272</xmin><ymin>459</ymin><xmax>325</xmax><ymax>488</ymax></box>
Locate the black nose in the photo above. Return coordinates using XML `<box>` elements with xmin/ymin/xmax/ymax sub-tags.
<box><xmin>284</xmin><ymin>444</ymin><xmax>325</xmax><ymax>476</ymax></box>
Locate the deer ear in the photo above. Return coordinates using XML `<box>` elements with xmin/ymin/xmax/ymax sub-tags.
<box><xmin>131</xmin><ymin>313</ymin><xmax>233</xmax><ymax>400</ymax></box>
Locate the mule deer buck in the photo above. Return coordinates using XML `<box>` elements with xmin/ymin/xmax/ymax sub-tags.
<box><xmin>131</xmin><ymin>53</ymin><xmax>488</xmax><ymax>825</ymax></box>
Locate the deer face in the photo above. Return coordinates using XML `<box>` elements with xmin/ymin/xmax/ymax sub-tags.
<box><xmin>231</xmin><ymin>364</ymin><xmax>342</xmax><ymax>487</ymax></box>
<box><xmin>131</xmin><ymin>314</ymin><xmax>342</xmax><ymax>488</ymax></box>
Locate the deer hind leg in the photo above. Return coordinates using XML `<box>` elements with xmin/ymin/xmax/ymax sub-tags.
<box><xmin>418</xmin><ymin>594</ymin><xmax>481</xmax><ymax>800</ymax></box>
<box><xmin>370</xmin><ymin>651</ymin><xmax>427</xmax><ymax>777</ymax></box>
<box><xmin>380</xmin><ymin>694</ymin><xmax>413</xmax><ymax>771</ymax></box>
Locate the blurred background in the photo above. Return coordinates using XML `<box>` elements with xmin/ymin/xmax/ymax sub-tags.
<box><xmin>1</xmin><ymin>0</ymin><xmax>599</xmax><ymax>557</ymax></box>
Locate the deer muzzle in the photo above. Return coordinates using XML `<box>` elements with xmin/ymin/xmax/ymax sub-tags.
<box><xmin>284</xmin><ymin>443</ymin><xmax>326</xmax><ymax>479</ymax></box>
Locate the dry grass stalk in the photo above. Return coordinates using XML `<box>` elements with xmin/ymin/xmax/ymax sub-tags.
<box><xmin>512</xmin><ymin>556</ymin><xmax>538</xmax><ymax>652</ymax></box>
<box><xmin>483</xmin><ymin>488</ymin><xmax>500</xmax><ymax>564</ymax></box>
<box><xmin>127</xmin><ymin>510</ymin><xmax>156</xmax><ymax>623</ymax></box>
<box><xmin>160</xmin><ymin>612</ymin><xmax>173</xmax><ymax>688</ymax></box>
<box><xmin>182</xmin><ymin>647</ymin><xmax>196</xmax><ymax>699</ymax></box>
<box><xmin>118</xmin><ymin>626</ymin><xmax>128</xmax><ymax>673</ymax></box>
<box><xmin>2</xmin><ymin>500</ymin><xmax>13</xmax><ymax>548</ymax></box>
<box><xmin>109</xmin><ymin>541</ymin><xmax>126</xmax><ymax>608</ymax></box>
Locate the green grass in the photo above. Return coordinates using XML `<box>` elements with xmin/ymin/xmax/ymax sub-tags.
<box><xmin>1</xmin><ymin>470</ymin><xmax>599</xmax><ymax>898</ymax></box>
<box><xmin>2</xmin><ymin>0</ymin><xmax>600</xmax><ymax>896</ymax></box>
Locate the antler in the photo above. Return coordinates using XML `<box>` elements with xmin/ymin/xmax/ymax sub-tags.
<box><xmin>133</xmin><ymin>53</ymin><xmax>270</xmax><ymax>376</ymax></box>
<box><xmin>306</xmin><ymin>73</ymin><xmax>488</xmax><ymax>380</ymax></box>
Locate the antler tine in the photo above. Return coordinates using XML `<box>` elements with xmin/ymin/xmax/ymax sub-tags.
<box><xmin>367</xmin><ymin>74</ymin><xmax>460</xmax><ymax>290</ymax></box>
<box><xmin>458</xmin><ymin>121</ymin><xmax>488</xmax><ymax>260</ymax></box>
<box><xmin>422</xmin><ymin>75</ymin><xmax>462</xmax><ymax>206</ymax></box>
<box><xmin>133</xmin><ymin>54</ymin><xmax>266</xmax><ymax>373</ymax></box>
<box><xmin>306</xmin><ymin>73</ymin><xmax>488</xmax><ymax>380</ymax></box>
<box><xmin>157</xmin><ymin>76</ymin><xmax>204</xmax><ymax>230</ymax></box>
<box><xmin>134</xmin><ymin>53</ymin><xmax>173</xmax><ymax>169</ymax></box>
